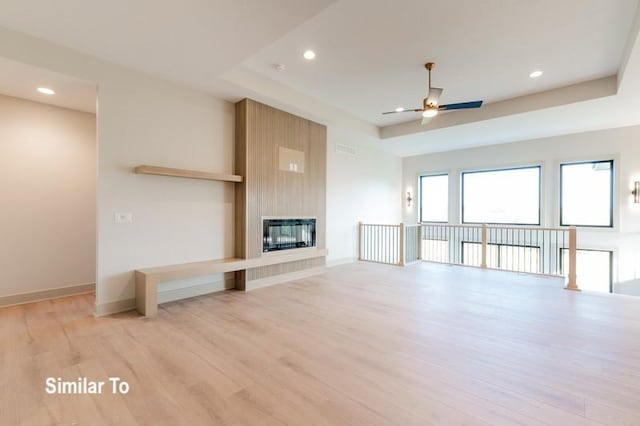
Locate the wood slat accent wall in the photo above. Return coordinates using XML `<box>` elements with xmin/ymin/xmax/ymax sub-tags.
<box><xmin>234</xmin><ymin>100</ymin><xmax>247</xmax><ymax>259</ymax></box>
<box><xmin>235</xmin><ymin>99</ymin><xmax>327</xmax><ymax>283</ymax></box>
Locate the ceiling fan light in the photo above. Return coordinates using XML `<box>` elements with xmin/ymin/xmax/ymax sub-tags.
<box><xmin>37</xmin><ymin>87</ymin><xmax>55</xmax><ymax>95</ymax></box>
<box><xmin>422</xmin><ymin>107</ymin><xmax>438</xmax><ymax>118</ymax></box>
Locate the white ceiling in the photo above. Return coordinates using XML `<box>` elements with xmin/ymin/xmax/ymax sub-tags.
<box><xmin>241</xmin><ymin>0</ymin><xmax>638</xmax><ymax>127</ymax></box>
<box><xmin>1</xmin><ymin>0</ymin><xmax>639</xmax><ymax>156</ymax></box>
<box><xmin>0</xmin><ymin>0</ymin><xmax>337</xmax><ymax>93</ymax></box>
<box><xmin>0</xmin><ymin>57</ymin><xmax>96</xmax><ymax>113</ymax></box>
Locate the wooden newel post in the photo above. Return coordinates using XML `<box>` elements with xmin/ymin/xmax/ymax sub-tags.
<box><xmin>565</xmin><ymin>226</ymin><xmax>580</xmax><ymax>291</ymax></box>
<box><xmin>480</xmin><ymin>224</ymin><xmax>488</xmax><ymax>269</ymax></box>
<box><xmin>399</xmin><ymin>222</ymin><xmax>406</xmax><ymax>266</ymax></box>
<box><xmin>358</xmin><ymin>221</ymin><xmax>363</xmax><ymax>261</ymax></box>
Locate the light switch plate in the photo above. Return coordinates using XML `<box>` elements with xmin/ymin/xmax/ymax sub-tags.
<box><xmin>114</xmin><ymin>212</ymin><xmax>133</xmax><ymax>224</ymax></box>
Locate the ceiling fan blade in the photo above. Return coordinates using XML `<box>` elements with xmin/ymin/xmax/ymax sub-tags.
<box><xmin>427</xmin><ymin>87</ymin><xmax>443</xmax><ymax>105</ymax></box>
<box><xmin>381</xmin><ymin>108</ymin><xmax>422</xmax><ymax>115</ymax></box>
<box><xmin>439</xmin><ymin>100</ymin><xmax>483</xmax><ymax>111</ymax></box>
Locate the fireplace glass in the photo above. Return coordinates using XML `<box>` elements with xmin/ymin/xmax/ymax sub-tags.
<box><xmin>263</xmin><ymin>218</ymin><xmax>316</xmax><ymax>252</ymax></box>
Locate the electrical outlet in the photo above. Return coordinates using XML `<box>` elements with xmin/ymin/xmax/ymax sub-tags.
<box><xmin>114</xmin><ymin>212</ymin><xmax>133</xmax><ymax>224</ymax></box>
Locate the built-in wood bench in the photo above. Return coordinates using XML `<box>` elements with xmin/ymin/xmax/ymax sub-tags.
<box><xmin>135</xmin><ymin>249</ymin><xmax>327</xmax><ymax>317</ymax></box>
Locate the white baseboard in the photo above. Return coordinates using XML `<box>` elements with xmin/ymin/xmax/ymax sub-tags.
<box><xmin>0</xmin><ymin>282</ymin><xmax>95</xmax><ymax>308</ymax></box>
<box><xmin>245</xmin><ymin>266</ymin><xmax>326</xmax><ymax>291</ymax></box>
<box><xmin>326</xmin><ymin>257</ymin><xmax>355</xmax><ymax>268</ymax></box>
<box><xmin>157</xmin><ymin>277</ymin><xmax>235</xmax><ymax>304</ymax></box>
<box><xmin>94</xmin><ymin>298</ymin><xmax>136</xmax><ymax>317</ymax></box>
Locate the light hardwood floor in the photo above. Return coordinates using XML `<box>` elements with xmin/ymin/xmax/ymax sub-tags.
<box><xmin>2</xmin><ymin>262</ymin><xmax>640</xmax><ymax>425</ymax></box>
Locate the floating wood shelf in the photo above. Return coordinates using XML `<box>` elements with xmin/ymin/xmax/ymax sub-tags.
<box><xmin>134</xmin><ymin>165</ymin><xmax>243</xmax><ymax>183</ymax></box>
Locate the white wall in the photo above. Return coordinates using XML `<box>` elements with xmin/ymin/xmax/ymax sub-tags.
<box><xmin>0</xmin><ymin>27</ymin><xmax>403</xmax><ymax>313</ymax></box>
<box><xmin>402</xmin><ymin>125</ymin><xmax>640</xmax><ymax>295</ymax></box>
<box><xmin>0</xmin><ymin>94</ymin><xmax>96</xmax><ymax>297</ymax></box>
<box><xmin>96</xmin><ymin>79</ymin><xmax>236</xmax><ymax>311</ymax></box>
<box><xmin>0</xmin><ymin>27</ymin><xmax>238</xmax><ymax>313</ymax></box>
<box><xmin>326</xmin><ymin>126</ymin><xmax>402</xmax><ymax>265</ymax></box>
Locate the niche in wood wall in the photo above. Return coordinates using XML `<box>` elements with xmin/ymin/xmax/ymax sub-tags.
<box><xmin>278</xmin><ymin>147</ymin><xmax>305</xmax><ymax>173</ymax></box>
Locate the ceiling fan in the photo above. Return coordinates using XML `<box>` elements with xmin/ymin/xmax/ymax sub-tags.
<box><xmin>382</xmin><ymin>62</ymin><xmax>483</xmax><ymax>124</ymax></box>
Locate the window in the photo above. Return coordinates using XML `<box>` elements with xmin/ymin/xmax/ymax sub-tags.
<box><xmin>561</xmin><ymin>249</ymin><xmax>612</xmax><ymax>293</ymax></box>
<box><xmin>496</xmin><ymin>245</ymin><xmax>541</xmax><ymax>274</ymax></box>
<box><xmin>462</xmin><ymin>166</ymin><xmax>541</xmax><ymax>225</ymax></box>
<box><xmin>462</xmin><ymin>242</ymin><xmax>540</xmax><ymax>273</ymax></box>
<box><xmin>420</xmin><ymin>239</ymin><xmax>449</xmax><ymax>263</ymax></box>
<box><xmin>462</xmin><ymin>242</ymin><xmax>498</xmax><ymax>268</ymax></box>
<box><xmin>560</xmin><ymin>160</ymin><xmax>613</xmax><ymax>227</ymax></box>
<box><xmin>419</xmin><ymin>174</ymin><xmax>448</xmax><ymax>222</ymax></box>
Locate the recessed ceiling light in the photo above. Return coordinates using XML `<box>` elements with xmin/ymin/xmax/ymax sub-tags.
<box><xmin>395</xmin><ymin>107</ymin><xmax>405</xmax><ymax>112</ymax></box>
<box><xmin>529</xmin><ymin>70</ymin><xmax>543</xmax><ymax>78</ymax></box>
<box><xmin>37</xmin><ymin>87</ymin><xmax>55</xmax><ymax>95</ymax></box>
<box><xmin>274</xmin><ymin>63</ymin><xmax>286</xmax><ymax>71</ymax></box>
<box><xmin>303</xmin><ymin>50</ymin><xmax>316</xmax><ymax>60</ymax></box>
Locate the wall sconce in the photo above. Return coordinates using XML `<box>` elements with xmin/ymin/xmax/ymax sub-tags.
<box><xmin>406</xmin><ymin>191</ymin><xmax>413</xmax><ymax>207</ymax></box>
<box><xmin>633</xmin><ymin>181</ymin><xmax>640</xmax><ymax>204</ymax></box>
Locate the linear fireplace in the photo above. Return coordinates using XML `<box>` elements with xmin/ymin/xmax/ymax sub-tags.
<box><xmin>263</xmin><ymin>218</ymin><xmax>316</xmax><ymax>252</ymax></box>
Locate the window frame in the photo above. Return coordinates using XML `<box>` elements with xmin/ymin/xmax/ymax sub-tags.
<box><xmin>559</xmin><ymin>248</ymin><xmax>613</xmax><ymax>293</ymax></box>
<box><xmin>559</xmin><ymin>159</ymin><xmax>614</xmax><ymax>228</ymax></box>
<box><xmin>461</xmin><ymin>165</ymin><xmax>542</xmax><ymax>226</ymax></box>
<box><xmin>418</xmin><ymin>173</ymin><xmax>449</xmax><ymax>224</ymax></box>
